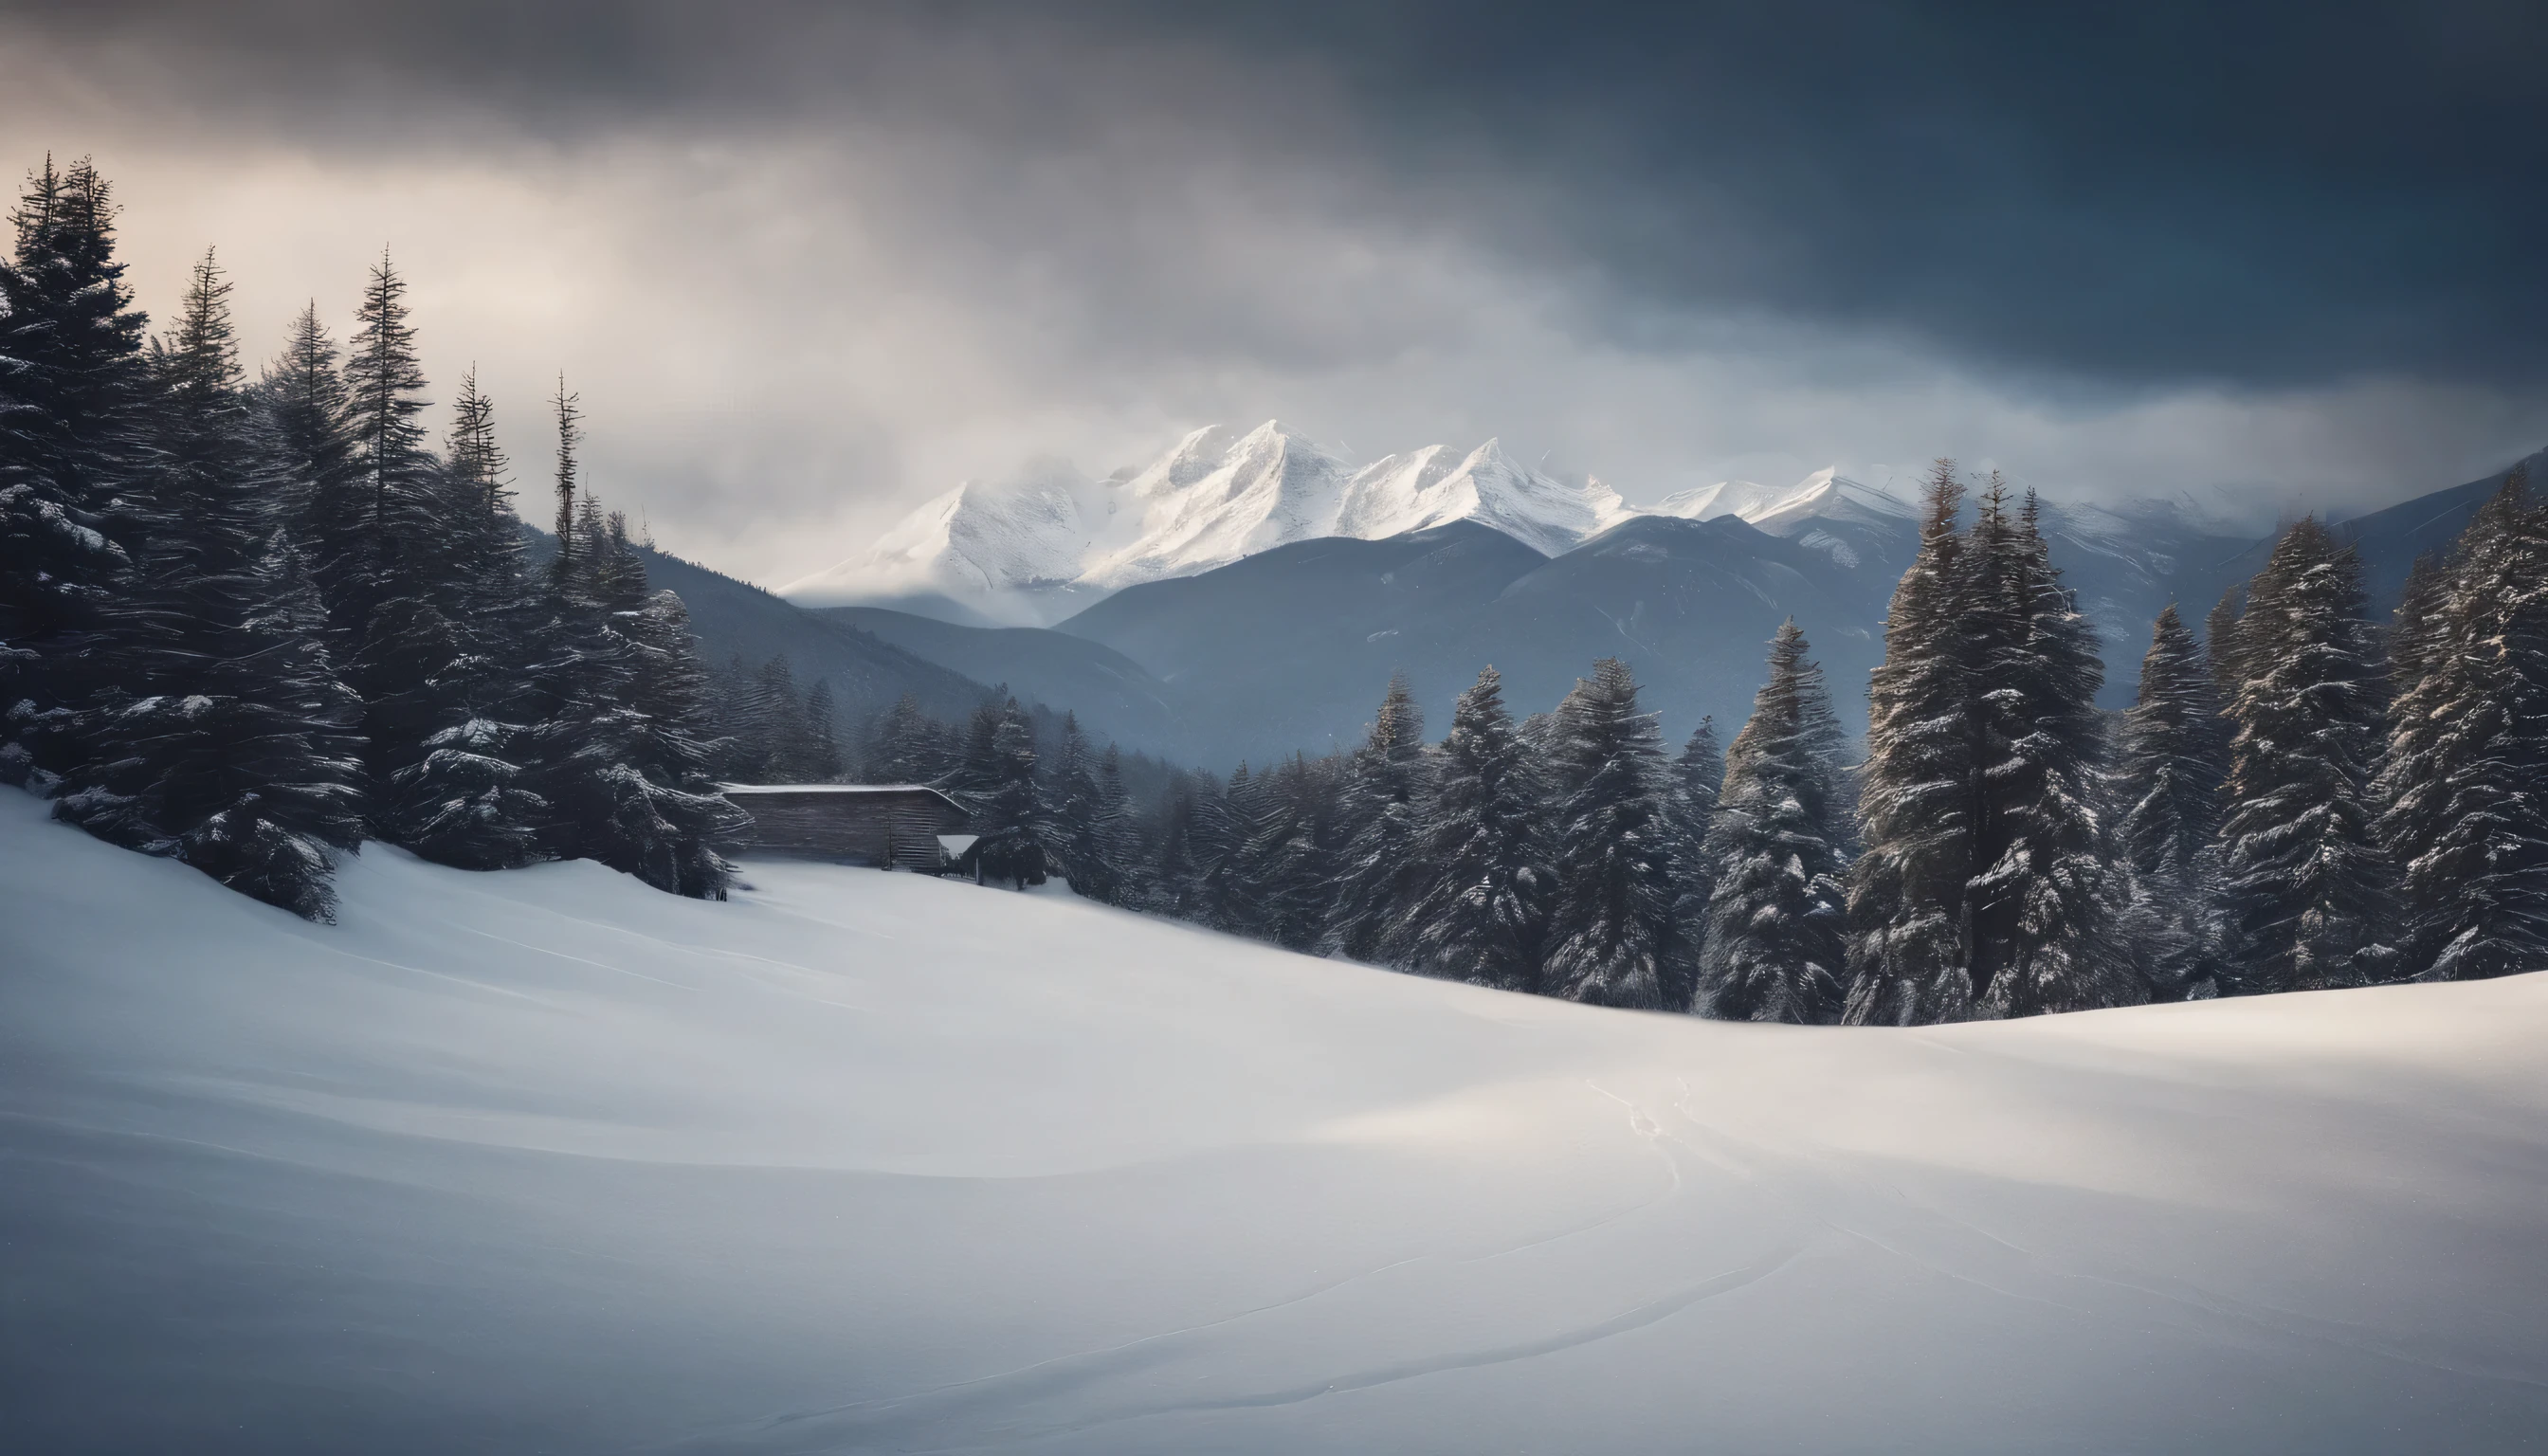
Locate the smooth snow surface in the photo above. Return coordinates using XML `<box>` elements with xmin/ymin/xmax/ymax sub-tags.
<box><xmin>7</xmin><ymin>791</ymin><xmax>2547</xmax><ymax>1454</ymax></box>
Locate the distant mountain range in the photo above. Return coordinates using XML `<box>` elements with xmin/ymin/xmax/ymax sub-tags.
<box><xmin>780</xmin><ymin>421</ymin><xmax>1639</xmax><ymax>626</ymax></box>
<box><xmin>693</xmin><ymin>430</ymin><xmax>2547</xmax><ymax>770</ymax></box>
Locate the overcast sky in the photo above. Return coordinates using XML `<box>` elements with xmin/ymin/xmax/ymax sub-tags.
<box><xmin>8</xmin><ymin>0</ymin><xmax>2545</xmax><ymax>584</ymax></box>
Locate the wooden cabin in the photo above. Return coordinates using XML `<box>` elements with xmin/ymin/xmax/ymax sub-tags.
<box><xmin>721</xmin><ymin>784</ymin><xmax>971</xmax><ymax>870</ymax></box>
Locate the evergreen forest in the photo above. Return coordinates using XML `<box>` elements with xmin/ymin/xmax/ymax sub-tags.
<box><xmin>8</xmin><ymin>156</ymin><xmax>2537</xmax><ymax>1025</ymax></box>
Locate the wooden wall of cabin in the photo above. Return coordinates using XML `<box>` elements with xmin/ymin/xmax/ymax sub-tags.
<box><xmin>730</xmin><ymin>794</ymin><xmax>967</xmax><ymax>868</ymax></box>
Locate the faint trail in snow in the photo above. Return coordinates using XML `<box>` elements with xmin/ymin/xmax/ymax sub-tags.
<box><xmin>306</xmin><ymin>945</ymin><xmax>557</xmax><ymax>1004</ymax></box>
<box><xmin>738</xmin><ymin>1251</ymin><xmax>1437</xmax><ymax>1434</ymax></box>
<box><xmin>870</xmin><ymin>1247</ymin><xmax>1808</xmax><ymax>1453</ymax></box>
<box><xmin>451</xmin><ymin>925</ymin><xmax>700</xmax><ymax>991</ymax></box>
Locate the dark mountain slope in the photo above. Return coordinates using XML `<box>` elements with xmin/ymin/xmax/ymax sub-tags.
<box><xmin>810</xmin><ymin>606</ymin><xmax>1179</xmax><ymax>753</ymax></box>
<box><xmin>1059</xmin><ymin>522</ymin><xmax>1551</xmax><ymax>762</ymax></box>
<box><xmin>521</xmin><ymin>529</ymin><xmax>993</xmax><ymax>726</ymax></box>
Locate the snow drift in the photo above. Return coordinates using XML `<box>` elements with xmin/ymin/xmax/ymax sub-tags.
<box><xmin>5</xmin><ymin>791</ymin><xmax>2546</xmax><ymax>1453</ymax></box>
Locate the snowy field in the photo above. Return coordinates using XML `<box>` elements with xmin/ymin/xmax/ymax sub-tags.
<box><xmin>5</xmin><ymin>790</ymin><xmax>2546</xmax><ymax>1454</ymax></box>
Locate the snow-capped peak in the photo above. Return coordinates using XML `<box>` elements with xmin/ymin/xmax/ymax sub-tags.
<box><xmin>1649</xmin><ymin>468</ymin><xmax>1908</xmax><ymax>531</ymax></box>
<box><xmin>1080</xmin><ymin>421</ymin><xmax>1356</xmax><ymax>591</ymax></box>
<box><xmin>781</xmin><ymin>456</ymin><xmax>1100</xmax><ymax>617</ymax></box>
<box><xmin>782</xmin><ymin>430</ymin><xmax>1901</xmax><ymax>624</ymax></box>
<box><xmin>1336</xmin><ymin>437</ymin><xmax>1634</xmax><ymax>558</ymax></box>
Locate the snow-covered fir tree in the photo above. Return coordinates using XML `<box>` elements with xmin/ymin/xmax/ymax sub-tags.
<box><xmin>1845</xmin><ymin>470</ymin><xmax>2135</xmax><ymax>1021</ymax></box>
<box><xmin>1659</xmin><ymin>717</ymin><xmax>1723</xmax><ymax>1009</ymax></box>
<box><xmin>1046</xmin><ymin>711</ymin><xmax>1122</xmax><ymax>901</ymax></box>
<box><xmin>2371</xmin><ymin>547</ymin><xmax>2455</xmax><ymax>950</ymax></box>
<box><xmin>1328</xmin><ymin>673</ymin><xmax>1431</xmax><ymax>963</ymax></box>
<box><xmin>337</xmin><ymin>252</ymin><xmax>437</xmax><ymax>646</ymax></box>
<box><xmin>1971</xmin><ymin>487</ymin><xmax>2135</xmax><ymax>1015</ymax></box>
<box><xmin>256</xmin><ymin>302</ymin><xmax>363</xmax><ymax>647</ymax></box>
<box><xmin>2114</xmin><ymin>605</ymin><xmax>2229</xmax><ymax>997</ymax></box>
<box><xmin>970</xmin><ymin>698</ymin><xmax>1048</xmax><ymax>889</ymax></box>
<box><xmin>0</xmin><ymin>155</ymin><xmax>145</xmax><ymax>782</ymax></box>
<box><xmin>1845</xmin><ymin>462</ymin><xmax>1978</xmax><ymax>1025</ymax></box>
<box><xmin>1395</xmin><ymin>665</ymin><xmax>1550</xmax><ymax>992</ymax></box>
<box><xmin>2378</xmin><ymin>469</ymin><xmax>2548</xmax><ymax>982</ymax></box>
<box><xmin>1143</xmin><ymin>768</ymin><xmax>1219</xmax><ymax>922</ymax></box>
<box><xmin>2204</xmin><ymin>585</ymin><xmax>2249</xmax><ymax>714</ymax></box>
<box><xmin>523</xmin><ymin>409</ymin><xmax>740</xmax><ymax>898</ymax></box>
<box><xmin>1697</xmin><ymin>622</ymin><xmax>1848</xmax><ymax>1022</ymax></box>
<box><xmin>547</xmin><ymin>374</ymin><xmax>582</xmax><ymax>592</ymax></box>
<box><xmin>866</xmin><ymin>692</ymin><xmax>946</xmax><ymax>784</ymax></box>
<box><xmin>1096</xmin><ymin>742</ymin><xmax>1144</xmax><ymax>904</ymax></box>
<box><xmin>1238</xmin><ymin>753</ymin><xmax>1342</xmax><ymax>951</ymax></box>
<box><xmin>1539</xmin><ymin>657</ymin><xmax>1676</xmax><ymax>1009</ymax></box>
<box><xmin>342</xmin><ymin>314</ymin><xmax>547</xmax><ymax>865</ymax></box>
<box><xmin>50</xmin><ymin>250</ymin><xmax>365</xmax><ymax>918</ymax></box>
<box><xmin>803</xmin><ymin>678</ymin><xmax>844</xmax><ymax>781</ymax></box>
<box><xmin>2216</xmin><ymin>518</ymin><xmax>2398</xmax><ymax>992</ymax></box>
<box><xmin>370</xmin><ymin>365</ymin><xmax>546</xmax><ymax>869</ymax></box>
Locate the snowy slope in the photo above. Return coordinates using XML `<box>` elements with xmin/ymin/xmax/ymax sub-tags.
<box><xmin>8</xmin><ymin>792</ymin><xmax>2547</xmax><ymax>1454</ymax></box>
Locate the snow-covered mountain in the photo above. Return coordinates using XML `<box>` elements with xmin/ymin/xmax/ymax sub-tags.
<box><xmin>782</xmin><ymin>421</ymin><xmax>1645</xmax><ymax>624</ymax></box>
<box><xmin>784</xmin><ymin>456</ymin><xmax>1115</xmax><ymax>626</ymax></box>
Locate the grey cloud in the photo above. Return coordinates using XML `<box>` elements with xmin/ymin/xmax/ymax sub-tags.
<box><xmin>3</xmin><ymin>1</ymin><xmax>2542</xmax><ymax>587</ymax></box>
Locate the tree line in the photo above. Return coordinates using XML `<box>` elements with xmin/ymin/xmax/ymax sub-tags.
<box><xmin>1</xmin><ymin>156</ymin><xmax>739</xmax><ymax>919</ymax></box>
<box><xmin>901</xmin><ymin>458</ymin><xmax>2546</xmax><ymax>1023</ymax></box>
<box><xmin>11</xmin><ymin>155</ymin><xmax>2535</xmax><ymax>1021</ymax></box>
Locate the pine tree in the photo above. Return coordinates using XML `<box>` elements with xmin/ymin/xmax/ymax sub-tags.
<box><xmin>1396</xmin><ymin>666</ymin><xmax>1550</xmax><ymax>991</ymax></box>
<box><xmin>1540</xmin><ymin>657</ymin><xmax>1676</xmax><ymax>1009</ymax></box>
<box><xmin>803</xmin><ymin>679</ymin><xmax>844</xmax><ymax>781</ymax></box>
<box><xmin>338</xmin><ymin>297</ymin><xmax>546</xmax><ymax>866</ymax></box>
<box><xmin>1238</xmin><ymin>752</ymin><xmax>1343</xmax><ymax>950</ymax></box>
<box><xmin>257</xmin><ymin>302</ymin><xmax>362</xmax><ymax>645</ymax></box>
<box><xmin>2378</xmin><ymin>471</ymin><xmax>2548</xmax><ymax>982</ymax></box>
<box><xmin>0</xmin><ymin>155</ymin><xmax>146</xmax><ymax>781</ymax></box>
<box><xmin>1096</xmin><ymin>743</ymin><xmax>1143</xmax><ymax>904</ymax></box>
<box><xmin>1196</xmin><ymin>762</ymin><xmax>1260</xmax><ymax>933</ymax></box>
<box><xmin>971</xmin><ymin>699</ymin><xmax>1048</xmax><ymax>888</ymax></box>
<box><xmin>2114</xmin><ymin>605</ymin><xmax>2229</xmax><ymax>997</ymax></box>
<box><xmin>1845</xmin><ymin>470</ymin><xmax>2134</xmax><ymax>1021</ymax></box>
<box><xmin>1144</xmin><ymin>769</ymin><xmax>1214</xmax><ymax>920</ymax></box>
<box><xmin>51</xmin><ymin>249</ymin><xmax>365</xmax><ymax>918</ymax></box>
<box><xmin>868</xmin><ymin>691</ymin><xmax>945</xmax><ymax>784</ymax></box>
<box><xmin>337</xmin><ymin>251</ymin><xmax>437</xmax><ymax>642</ymax></box>
<box><xmin>1845</xmin><ymin>461</ymin><xmax>1978</xmax><ymax>1024</ymax></box>
<box><xmin>1046</xmin><ymin>711</ymin><xmax>1120</xmax><ymax>901</ymax></box>
<box><xmin>2205</xmin><ymin>584</ymin><xmax>2249</xmax><ymax>713</ymax></box>
<box><xmin>521</xmin><ymin>393</ymin><xmax>738</xmax><ymax>897</ymax></box>
<box><xmin>1697</xmin><ymin>622</ymin><xmax>1848</xmax><ymax>1022</ymax></box>
<box><xmin>2217</xmin><ymin>519</ymin><xmax>2398</xmax><ymax>992</ymax></box>
<box><xmin>2372</xmin><ymin>549</ymin><xmax>2454</xmax><ymax>925</ymax></box>
<box><xmin>549</xmin><ymin>374</ymin><xmax>580</xmax><ymax>591</ymax></box>
<box><xmin>1659</xmin><ymin>717</ymin><xmax>1723</xmax><ymax>1009</ymax></box>
<box><xmin>364</xmin><ymin>365</ymin><xmax>546</xmax><ymax>869</ymax></box>
<box><xmin>1328</xmin><ymin>673</ymin><xmax>1431</xmax><ymax>963</ymax></box>
<box><xmin>1965</xmin><ymin>487</ymin><xmax>2136</xmax><ymax>1017</ymax></box>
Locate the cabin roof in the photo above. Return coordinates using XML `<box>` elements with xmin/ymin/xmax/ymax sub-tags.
<box><xmin>719</xmin><ymin>782</ymin><xmax>966</xmax><ymax>811</ymax></box>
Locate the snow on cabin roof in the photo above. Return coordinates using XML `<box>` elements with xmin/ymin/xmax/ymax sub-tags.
<box><xmin>719</xmin><ymin>783</ymin><xmax>946</xmax><ymax>795</ymax></box>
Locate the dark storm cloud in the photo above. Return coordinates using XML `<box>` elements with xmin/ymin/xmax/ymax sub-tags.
<box><xmin>19</xmin><ymin>0</ymin><xmax>2546</xmax><ymax>392</ymax></box>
